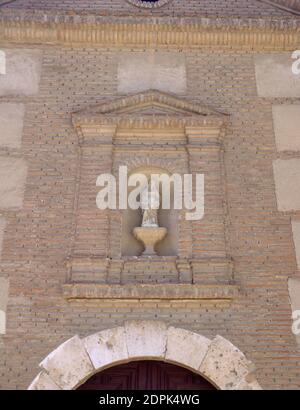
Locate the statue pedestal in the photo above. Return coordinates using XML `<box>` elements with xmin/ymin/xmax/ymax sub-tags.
<box><xmin>133</xmin><ymin>226</ymin><xmax>167</xmax><ymax>256</ymax></box>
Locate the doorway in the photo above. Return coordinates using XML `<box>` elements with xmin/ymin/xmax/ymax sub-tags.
<box><xmin>77</xmin><ymin>360</ymin><xmax>216</xmax><ymax>390</ymax></box>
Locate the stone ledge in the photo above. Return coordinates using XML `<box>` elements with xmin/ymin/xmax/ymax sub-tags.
<box><xmin>62</xmin><ymin>283</ymin><xmax>239</xmax><ymax>300</ymax></box>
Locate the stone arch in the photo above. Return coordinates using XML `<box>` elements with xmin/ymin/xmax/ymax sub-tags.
<box><xmin>126</xmin><ymin>0</ymin><xmax>172</xmax><ymax>9</ymax></box>
<box><xmin>28</xmin><ymin>321</ymin><xmax>262</xmax><ymax>390</ymax></box>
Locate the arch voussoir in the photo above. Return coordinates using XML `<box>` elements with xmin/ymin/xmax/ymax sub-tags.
<box><xmin>199</xmin><ymin>335</ymin><xmax>258</xmax><ymax>390</ymax></box>
<box><xmin>165</xmin><ymin>326</ymin><xmax>211</xmax><ymax>372</ymax></box>
<box><xmin>38</xmin><ymin>335</ymin><xmax>94</xmax><ymax>390</ymax></box>
<box><xmin>28</xmin><ymin>371</ymin><xmax>62</xmax><ymax>390</ymax></box>
<box><xmin>124</xmin><ymin>320</ymin><xmax>167</xmax><ymax>359</ymax></box>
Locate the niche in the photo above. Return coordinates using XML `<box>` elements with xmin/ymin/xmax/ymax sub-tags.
<box><xmin>121</xmin><ymin>166</ymin><xmax>178</xmax><ymax>257</ymax></box>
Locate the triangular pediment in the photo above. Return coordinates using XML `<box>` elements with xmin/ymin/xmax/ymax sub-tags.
<box><xmin>73</xmin><ymin>90</ymin><xmax>226</xmax><ymax>121</ymax></box>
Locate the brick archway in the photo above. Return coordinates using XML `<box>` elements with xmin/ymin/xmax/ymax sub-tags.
<box><xmin>28</xmin><ymin>321</ymin><xmax>262</xmax><ymax>390</ymax></box>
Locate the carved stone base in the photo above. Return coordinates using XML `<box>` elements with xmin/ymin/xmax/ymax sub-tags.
<box><xmin>133</xmin><ymin>226</ymin><xmax>167</xmax><ymax>256</ymax></box>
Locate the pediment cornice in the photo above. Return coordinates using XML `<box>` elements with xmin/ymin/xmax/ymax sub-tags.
<box><xmin>72</xmin><ymin>91</ymin><xmax>227</xmax><ymax>130</ymax></box>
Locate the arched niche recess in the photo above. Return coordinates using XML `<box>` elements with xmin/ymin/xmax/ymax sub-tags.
<box><xmin>121</xmin><ymin>166</ymin><xmax>178</xmax><ymax>257</ymax></box>
<box><xmin>77</xmin><ymin>360</ymin><xmax>216</xmax><ymax>390</ymax></box>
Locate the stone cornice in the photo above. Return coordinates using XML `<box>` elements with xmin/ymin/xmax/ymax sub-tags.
<box><xmin>0</xmin><ymin>10</ymin><xmax>300</xmax><ymax>50</ymax></box>
<box><xmin>260</xmin><ymin>0</ymin><xmax>300</xmax><ymax>15</ymax></box>
<box><xmin>74</xmin><ymin>90</ymin><xmax>225</xmax><ymax>117</ymax></box>
<box><xmin>126</xmin><ymin>0</ymin><xmax>171</xmax><ymax>8</ymax></box>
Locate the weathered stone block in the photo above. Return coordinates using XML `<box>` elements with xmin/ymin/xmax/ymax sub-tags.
<box><xmin>83</xmin><ymin>326</ymin><xmax>128</xmax><ymax>370</ymax></box>
<box><xmin>39</xmin><ymin>335</ymin><xmax>94</xmax><ymax>390</ymax></box>
<box><xmin>118</xmin><ymin>52</ymin><xmax>186</xmax><ymax>94</ymax></box>
<box><xmin>199</xmin><ymin>335</ymin><xmax>253</xmax><ymax>390</ymax></box>
<box><xmin>230</xmin><ymin>377</ymin><xmax>262</xmax><ymax>390</ymax></box>
<box><xmin>0</xmin><ymin>157</ymin><xmax>27</xmax><ymax>209</ymax></box>
<box><xmin>0</xmin><ymin>277</ymin><xmax>9</xmax><ymax>335</ymax></box>
<box><xmin>124</xmin><ymin>320</ymin><xmax>167</xmax><ymax>359</ymax></box>
<box><xmin>0</xmin><ymin>216</ymin><xmax>6</xmax><ymax>260</ymax></box>
<box><xmin>165</xmin><ymin>327</ymin><xmax>211</xmax><ymax>371</ymax></box>
<box><xmin>255</xmin><ymin>54</ymin><xmax>300</xmax><ymax>98</ymax></box>
<box><xmin>28</xmin><ymin>371</ymin><xmax>61</xmax><ymax>390</ymax></box>
<box><xmin>288</xmin><ymin>277</ymin><xmax>300</xmax><ymax>312</ymax></box>
<box><xmin>0</xmin><ymin>49</ymin><xmax>42</xmax><ymax>96</ymax></box>
<box><xmin>0</xmin><ymin>103</ymin><xmax>25</xmax><ymax>149</ymax></box>
<box><xmin>273</xmin><ymin>159</ymin><xmax>300</xmax><ymax>212</ymax></box>
<box><xmin>272</xmin><ymin>105</ymin><xmax>300</xmax><ymax>152</ymax></box>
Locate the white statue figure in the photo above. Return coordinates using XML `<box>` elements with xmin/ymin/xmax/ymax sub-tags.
<box><xmin>140</xmin><ymin>184</ymin><xmax>160</xmax><ymax>227</ymax></box>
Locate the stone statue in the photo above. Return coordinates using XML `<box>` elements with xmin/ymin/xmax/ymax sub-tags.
<box><xmin>133</xmin><ymin>182</ymin><xmax>167</xmax><ymax>256</ymax></box>
<box><xmin>140</xmin><ymin>186</ymin><xmax>160</xmax><ymax>227</ymax></box>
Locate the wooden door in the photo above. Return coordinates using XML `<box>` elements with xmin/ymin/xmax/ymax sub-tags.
<box><xmin>78</xmin><ymin>360</ymin><xmax>216</xmax><ymax>390</ymax></box>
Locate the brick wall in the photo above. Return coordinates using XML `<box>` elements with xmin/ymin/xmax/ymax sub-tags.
<box><xmin>0</xmin><ymin>44</ymin><xmax>299</xmax><ymax>389</ymax></box>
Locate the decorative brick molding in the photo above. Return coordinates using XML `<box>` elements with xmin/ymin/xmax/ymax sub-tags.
<box><xmin>62</xmin><ymin>283</ymin><xmax>239</xmax><ymax>300</ymax></box>
<box><xmin>28</xmin><ymin>321</ymin><xmax>261</xmax><ymax>390</ymax></box>
<box><xmin>0</xmin><ymin>13</ymin><xmax>300</xmax><ymax>50</ymax></box>
<box><xmin>261</xmin><ymin>0</ymin><xmax>300</xmax><ymax>14</ymax></box>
